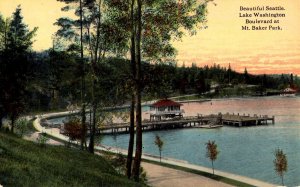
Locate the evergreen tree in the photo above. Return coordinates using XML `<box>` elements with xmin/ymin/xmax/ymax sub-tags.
<box><xmin>0</xmin><ymin>6</ymin><xmax>37</xmax><ymax>132</ymax></box>
<box><xmin>56</xmin><ymin>0</ymin><xmax>94</xmax><ymax>150</ymax></box>
<box><xmin>244</xmin><ymin>67</ymin><xmax>249</xmax><ymax>84</ymax></box>
<box><xmin>290</xmin><ymin>73</ymin><xmax>294</xmax><ymax>87</ymax></box>
<box><xmin>0</xmin><ymin>14</ymin><xmax>6</xmax><ymax>50</ymax></box>
<box><xmin>227</xmin><ymin>63</ymin><xmax>232</xmax><ymax>84</ymax></box>
<box><xmin>7</xmin><ymin>6</ymin><xmax>37</xmax><ymax>52</ymax></box>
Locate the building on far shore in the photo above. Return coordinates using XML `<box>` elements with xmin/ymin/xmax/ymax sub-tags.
<box><xmin>149</xmin><ymin>99</ymin><xmax>184</xmax><ymax>121</ymax></box>
<box><xmin>281</xmin><ymin>87</ymin><xmax>297</xmax><ymax>96</ymax></box>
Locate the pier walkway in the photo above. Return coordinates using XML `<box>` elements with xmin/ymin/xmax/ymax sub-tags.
<box><xmin>95</xmin><ymin>113</ymin><xmax>275</xmax><ymax>134</ymax></box>
<box><xmin>97</xmin><ymin>115</ymin><xmax>213</xmax><ymax>134</ymax></box>
<box><xmin>40</xmin><ymin>111</ymin><xmax>275</xmax><ymax>134</ymax></box>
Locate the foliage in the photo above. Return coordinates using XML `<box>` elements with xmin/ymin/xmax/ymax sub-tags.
<box><xmin>0</xmin><ymin>132</ymin><xmax>141</xmax><ymax>186</ymax></box>
<box><xmin>0</xmin><ymin>6</ymin><xmax>37</xmax><ymax>132</ymax></box>
<box><xmin>104</xmin><ymin>151</ymin><xmax>147</xmax><ymax>183</ymax></box>
<box><xmin>47</xmin><ymin>50</ymin><xmax>81</xmax><ymax>107</ymax></box>
<box><xmin>154</xmin><ymin>135</ymin><xmax>164</xmax><ymax>162</ymax></box>
<box><xmin>139</xmin><ymin>166</ymin><xmax>148</xmax><ymax>183</ymax></box>
<box><xmin>1</xmin><ymin>3</ymin><xmax>292</xmax><ymax>115</ymax></box>
<box><xmin>205</xmin><ymin>140</ymin><xmax>219</xmax><ymax>175</ymax></box>
<box><xmin>36</xmin><ymin>132</ymin><xmax>49</xmax><ymax>147</ymax></box>
<box><xmin>7</xmin><ymin>6</ymin><xmax>37</xmax><ymax>51</ymax></box>
<box><xmin>0</xmin><ymin>52</ymin><xmax>294</xmax><ymax>116</ymax></box>
<box><xmin>0</xmin><ymin>14</ymin><xmax>9</xmax><ymax>51</ymax></box>
<box><xmin>63</xmin><ymin>116</ymin><xmax>86</xmax><ymax>142</ymax></box>
<box><xmin>15</xmin><ymin>118</ymin><xmax>29</xmax><ymax>137</ymax></box>
<box><xmin>273</xmin><ymin>148</ymin><xmax>288</xmax><ymax>186</ymax></box>
<box><xmin>110</xmin><ymin>152</ymin><xmax>127</xmax><ymax>175</ymax></box>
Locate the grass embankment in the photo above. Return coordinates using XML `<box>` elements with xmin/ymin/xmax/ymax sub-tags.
<box><xmin>0</xmin><ymin>132</ymin><xmax>141</xmax><ymax>187</ymax></box>
<box><xmin>142</xmin><ymin>159</ymin><xmax>255</xmax><ymax>187</ymax></box>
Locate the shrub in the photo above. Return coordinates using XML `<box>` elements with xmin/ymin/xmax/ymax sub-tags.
<box><xmin>63</xmin><ymin>117</ymin><xmax>86</xmax><ymax>142</ymax></box>
<box><xmin>36</xmin><ymin>133</ymin><xmax>49</xmax><ymax>147</ymax></box>
<box><xmin>15</xmin><ymin>118</ymin><xmax>29</xmax><ymax>137</ymax></box>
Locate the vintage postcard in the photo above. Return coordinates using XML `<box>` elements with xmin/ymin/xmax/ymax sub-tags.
<box><xmin>0</xmin><ymin>0</ymin><xmax>299</xmax><ymax>186</ymax></box>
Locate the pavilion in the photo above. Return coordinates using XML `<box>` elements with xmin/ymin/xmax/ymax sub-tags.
<box><xmin>149</xmin><ymin>99</ymin><xmax>184</xmax><ymax>121</ymax></box>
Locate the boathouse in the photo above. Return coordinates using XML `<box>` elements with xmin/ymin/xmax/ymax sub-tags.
<box><xmin>281</xmin><ymin>87</ymin><xmax>297</xmax><ymax>96</ymax></box>
<box><xmin>149</xmin><ymin>99</ymin><xmax>184</xmax><ymax>121</ymax></box>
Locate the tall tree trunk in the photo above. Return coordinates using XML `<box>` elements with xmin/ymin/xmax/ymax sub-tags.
<box><xmin>88</xmin><ymin>0</ymin><xmax>102</xmax><ymax>154</ymax></box>
<box><xmin>133</xmin><ymin>81</ymin><xmax>142</xmax><ymax>182</ymax></box>
<box><xmin>126</xmin><ymin>95</ymin><xmax>135</xmax><ymax>178</ymax></box>
<box><xmin>80</xmin><ymin>0</ymin><xmax>86</xmax><ymax>150</ymax></box>
<box><xmin>126</xmin><ymin>0</ymin><xmax>136</xmax><ymax>179</ymax></box>
<box><xmin>132</xmin><ymin>0</ymin><xmax>142</xmax><ymax>182</ymax></box>
<box><xmin>88</xmin><ymin>101</ymin><xmax>96</xmax><ymax>153</ymax></box>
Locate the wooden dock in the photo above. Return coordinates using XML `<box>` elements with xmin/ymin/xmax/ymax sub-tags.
<box><xmin>95</xmin><ymin>113</ymin><xmax>275</xmax><ymax>134</ymax></box>
<box><xmin>221</xmin><ymin>113</ymin><xmax>275</xmax><ymax>127</ymax></box>
<box><xmin>97</xmin><ymin>115</ymin><xmax>213</xmax><ymax>134</ymax></box>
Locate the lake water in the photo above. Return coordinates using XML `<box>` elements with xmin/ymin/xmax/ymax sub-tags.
<box><xmin>101</xmin><ymin>96</ymin><xmax>300</xmax><ymax>186</ymax></box>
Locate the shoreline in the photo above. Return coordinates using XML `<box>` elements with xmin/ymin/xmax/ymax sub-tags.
<box><xmin>33</xmin><ymin>95</ymin><xmax>295</xmax><ymax>117</ymax></box>
<box><xmin>96</xmin><ymin>145</ymin><xmax>275</xmax><ymax>187</ymax></box>
<box><xmin>32</xmin><ymin>111</ymin><xmax>277</xmax><ymax>187</ymax></box>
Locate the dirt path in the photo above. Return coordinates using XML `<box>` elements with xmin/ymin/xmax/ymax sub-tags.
<box><xmin>142</xmin><ymin>162</ymin><xmax>233</xmax><ymax>187</ymax></box>
<box><xmin>23</xmin><ymin>131</ymin><xmax>63</xmax><ymax>146</ymax></box>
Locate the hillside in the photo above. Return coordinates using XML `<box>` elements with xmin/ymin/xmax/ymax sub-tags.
<box><xmin>0</xmin><ymin>132</ymin><xmax>140</xmax><ymax>187</ymax></box>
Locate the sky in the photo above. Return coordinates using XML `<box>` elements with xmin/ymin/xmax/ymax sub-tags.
<box><xmin>0</xmin><ymin>0</ymin><xmax>300</xmax><ymax>75</ymax></box>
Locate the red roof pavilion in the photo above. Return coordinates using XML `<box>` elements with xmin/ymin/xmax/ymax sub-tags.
<box><xmin>149</xmin><ymin>99</ymin><xmax>184</xmax><ymax>121</ymax></box>
<box><xmin>151</xmin><ymin>99</ymin><xmax>182</xmax><ymax>108</ymax></box>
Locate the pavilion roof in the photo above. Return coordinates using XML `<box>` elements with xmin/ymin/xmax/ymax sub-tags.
<box><xmin>151</xmin><ymin>99</ymin><xmax>182</xmax><ymax>108</ymax></box>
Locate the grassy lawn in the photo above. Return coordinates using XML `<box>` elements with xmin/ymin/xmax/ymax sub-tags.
<box><xmin>0</xmin><ymin>132</ymin><xmax>142</xmax><ymax>187</ymax></box>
